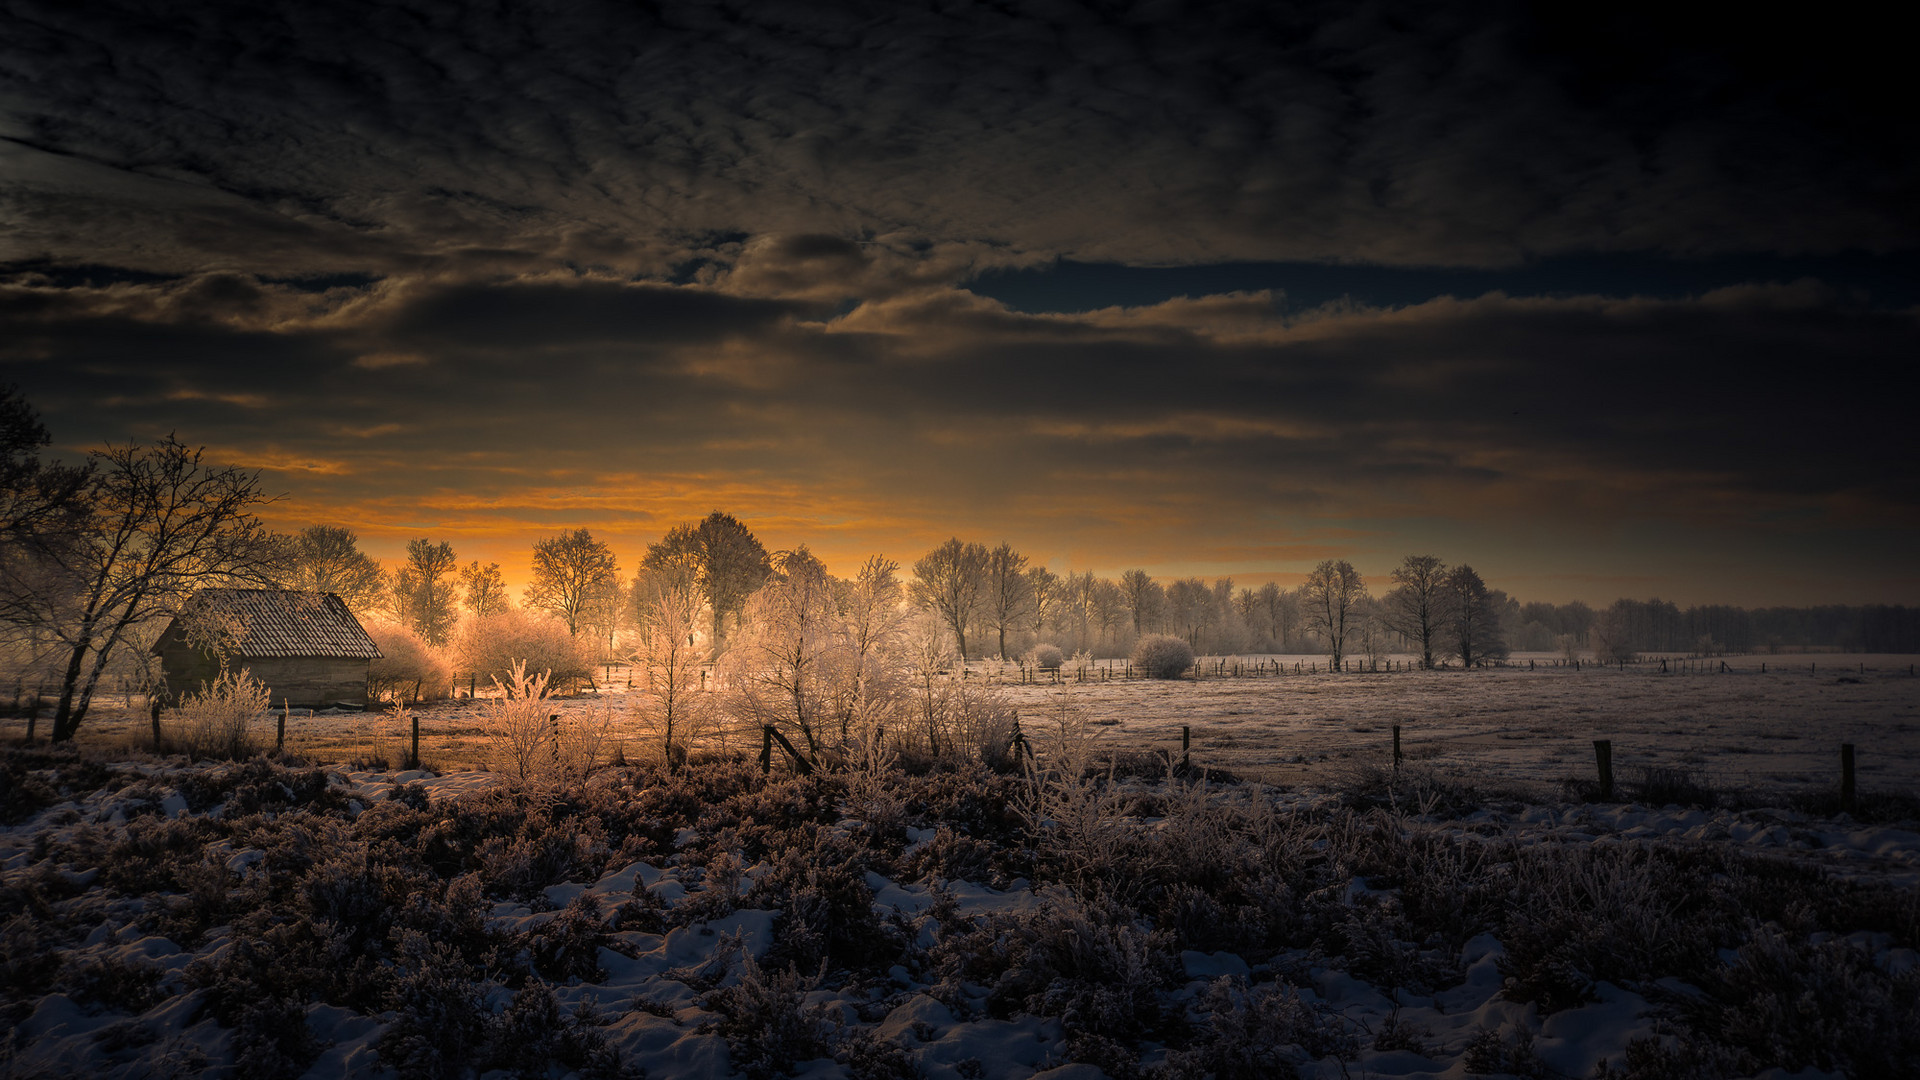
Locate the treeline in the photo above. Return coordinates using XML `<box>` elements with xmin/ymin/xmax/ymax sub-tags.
<box><xmin>5</xmin><ymin>384</ymin><xmax>1916</xmax><ymax>744</ymax></box>
<box><xmin>1577</xmin><ymin>598</ymin><xmax>1920</xmax><ymax>656</ymax></box>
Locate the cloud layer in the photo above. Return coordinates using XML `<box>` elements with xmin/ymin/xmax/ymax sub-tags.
<box><xmin>4</xmin><ymin>2</ymin><xmax>1915</xmax><ymax>277</ymax></box>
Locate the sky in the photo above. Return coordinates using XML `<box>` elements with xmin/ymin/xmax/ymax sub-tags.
<box><xmin>2</xmin><ymin>1</ymin><xmax>1916</xmax><ymax>606</ymax></box>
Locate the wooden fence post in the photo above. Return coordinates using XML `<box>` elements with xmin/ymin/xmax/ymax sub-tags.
<box><xmin>764</xmin><ymin>725</ymin><xmax>814</xmax><ymax>775</ymax></box>
<box><xmin>1393</xmin><ymin>724</ymin><xmax>1403</xmax><ymax>768</ymax></box>
<box><xmin>1181</xmin><ymin>725</ymin><xmax>1191</xmax><ymax>770</ymax></box>
<box><xmin>1594</xmin><ymin>739</ymin><xmax>1614</xmax><ymax>801</ymax></box>
<box><xmin>1841</xmin><ymin>743</ymin><xmax>1856</xmax><ymax>814</ymax></box>
<box><xmin>278</xmin><ymin>699</ymin><xmax>288</xmax><ymax>752</ymax></box>
<box><xmin>760</xmin><ymin>725</ymin><xmax>773</xmax><ymax>773</ymax></box>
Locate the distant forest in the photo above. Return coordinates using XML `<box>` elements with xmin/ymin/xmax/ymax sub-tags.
<box><xmin>1531</xmin><ymin>598</ymin><xmax>1920</xmax><ymax>656</ymax></box>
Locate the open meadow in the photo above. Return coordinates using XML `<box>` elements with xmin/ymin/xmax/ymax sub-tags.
<box><xmin>20</xmin><ymin>652</ymin><xmax>1919</xmax><ymax>803</ymax></box>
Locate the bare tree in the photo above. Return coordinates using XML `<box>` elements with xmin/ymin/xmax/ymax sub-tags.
<box><xmin>1091</xmin><ymin>577</ymin><xmax>1128</xmax><ymax>651</ymax></box>
<box><xmin>524</xmin><ymin>528</ymin><xmax>618</xmax><ymax>637</ymax></box>
<box><xmin>909</xmin><ymin>538</ymin><xmax>988</xmax><ymax>659</ymax></box>
<box><xmin>0</xmin><ymin>388</ymin><xmax>91</xmax><ymax>698</ymax></box>
<box><xmin>1258</xmin><ymin>582</ymin><xmax>1296</xmax><ymax>650</ymax></box>
<box><xmin>1165</xmin><ymin>577</ymin><xmax>1210</xmax><ymax>649</ymax></box>
<box><xmin>1025</xmin><ymin>565</ymin><xmax>1060</xmax><ymax>639</ymax></box>
<box><xmin>278</xmin><ymin>525</ymin><xmax>385</xmax><ymax>612</ymax></box>
<box><xmin>1057</xmin><ymin>570</ymin><xmax>1094</xmax><ymax>652</ymax></box>
<box><xmin>1118</xmin><ymin>569</ymin><xmax>1163</xmax><ymax>635</ymax></box>
<box><xmin>981</xmin><ymin>542</ymin><xmax>1032</xmax><ymax>659</ymax></box>
<box><xmin>1</xmin><ymin>385</ymin><xmax>91</xmax><ymax>552</ymax></box>
<box><xmin>401</xmin><ymin>539</ymin><xmax>459</xmax><ymax>646</ymax></box>
<box><xmin>648</xmin><ymin>512</ymin><xmax>771</xmax><ymax>652</ymax></box>
<box><xmin>460</xmin><ymin>560</ymin><xmax>508</xmax><ymax>617</ymax></box>
<box><xmin>1384</xmin><ymin>554</ymin><xmax>1449</xmax><ymax>670</ymax></box>
<box><xmin>1444</xmin><ymin>564</ymin><xmax>1506</xmax><ymax>666</ymax></box>
<box><xmin>1302</xmin><ymin>559</ymin><xmax>1366</xmax><ymax>671</ymax></box>
<box><xmin>4</xmin><ymin>435</ymin><xmax>282</xmax><ymax>741</ymax></box>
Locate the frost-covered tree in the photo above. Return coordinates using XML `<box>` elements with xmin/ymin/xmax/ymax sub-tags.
<box><xmin>460</xmin><ymin>560</ymin><xmax>508</xmax><ymax>617</ymax></box>
<box><xmin>278</xmin><ymin>525</ymin><xmax>385</xmax><ymax>612</ymax></box>
<box><xmin>647</xmin><ymin>512</ymin><xmax>771</xmax><ymax>652</ymax></box>
<box><xmin>1025</xmin><ymin>565</ymin><xmax>1060</xmax><ymax>638</ymax></box>
<box><xmin>910</xmin><ymin>538</ymin><xmax>988</xmax><ymax>659</ymax></box>
<box><xmin>399</xmin><ymin>539</ymin><xmax>458</xmax><ymax>646</ymax></box>
<box><xmin>981</xmin><ymin>542</ymin><xmax>1033</xmax><ymax>659</ymax></box>
<box><xmin>524</xmin><ymin>528</ymin><xmax>619</xmax><ymax>638</ymax></box>
<box><xmin>833</xmin><ymin>555</ymin><xmax>910</xmax><ymax>739</ymax></box>
<box><xmin>1119</xmin><ymin>569</ymin><xmax>1163</xmax><ymax>635</ymax></box>
<box><xmin>728</xmin><ymin>546</ymin><xmax>839</xmax><ymax>755</ymax></box>
<box><xmin>629</xmin><ymin>560</ymin><xmax>708</xmax><ymax>768</ymax></box>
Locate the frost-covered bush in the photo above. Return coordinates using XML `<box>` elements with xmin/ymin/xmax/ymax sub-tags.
<box><xmin>366</xmin><ymin>621</ymin><xmax>453</xmax><ymax>702</ymax></box>
<box><xmin>167</xmin><ymin>666</ymin><xmax>270</xmax><ymax>759</ymax></box>
<box><xmin>705</xmin><ymin>951</ymin><xmax>837</xmax><ymax>1080</ymax></box>
<box><xmin>745</xmin><ymin>827</ymin><xmax>894</xmax><ymax>971</ymax></box>
<box><xmin>1168</xmin><ymin>977</ymin><xmax>1362</xmax><ymax>1079</ymax></box>
<box><xmin>930</xmin><ymin>889</ymin><xmax>1180</xmax><ymax>1039</ymax></box>
<box><xmin>525</xmin><ymin>892</ymin><xmax>609</xmax><ymax>982</ymax></box>
<box><xmin>454</xmin><ymin>609</ymin><xmax>592</xmax><ymax>690</ymax></box>
<box><xmin>484</xmin><ymin>982</ymin><xmax>630</xmax><ymax>1079</ymax></box>
<box><xmin>479</xmin><ymin>660</ymin><xmax>558</xmax><ymax>781</ymax></box>
<box><xmin>379</xmin><ymin>930</ymin><xmax>489</xmax><ymax>1080</ymax></box>
<box><xmin>1129</xmin><ymin>634</ymin><xmax>1193</xmax><ymax>679</ymax></box>
<box><xmin>1029</xmin><ymin>644</ymin><xmax>1064</xmax><ymax>671</ymax></box>
<box><xmin>56</xmin><ymin>954</ymin><xmax>167</xmax><ymax>1013</ymax></box>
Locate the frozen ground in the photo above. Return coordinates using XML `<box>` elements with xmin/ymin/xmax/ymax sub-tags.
<box><xmin>2</xmin><ymin>747</ymin><xmax>1916</xmax><ymax>1080</ymax></box>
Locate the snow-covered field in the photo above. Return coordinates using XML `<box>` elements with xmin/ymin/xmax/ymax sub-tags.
<box><xmin>3</xmin><ymin>734</ymin><xmax>1917</xmax><ymax>1079</ymax></box>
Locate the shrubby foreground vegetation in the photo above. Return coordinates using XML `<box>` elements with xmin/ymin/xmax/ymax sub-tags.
<box><xmin>2</xmin><ymin>736</ymin><xmax>1915</xmax><ymax>1079</ymax></box>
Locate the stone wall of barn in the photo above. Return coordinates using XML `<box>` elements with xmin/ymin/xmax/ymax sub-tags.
<box><xmin>157</xmin><ymin>645</ymin><xmax>369</xmax><ymax>708</ymax></box>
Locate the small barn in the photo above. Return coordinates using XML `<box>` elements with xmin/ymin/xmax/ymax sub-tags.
<box><xmin>152</xmin><ymin>589</ymin><xmax>383</xmax><ymax>708</ymax></box>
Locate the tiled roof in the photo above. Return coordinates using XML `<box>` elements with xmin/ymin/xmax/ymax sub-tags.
<box><xmin>165</xmin><ymin>589</ymin><xmax>383</xmax><ymax>659</ymax></box>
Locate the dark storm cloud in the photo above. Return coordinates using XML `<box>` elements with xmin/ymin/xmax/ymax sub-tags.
<box><xmin>4</xmin><ymin>1</ymin><xmax>1914</xmax><ymax>276</ymax></box>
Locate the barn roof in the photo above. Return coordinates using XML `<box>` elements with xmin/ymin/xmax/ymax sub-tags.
<box><xmin>158</xmin><ymin>589</ymin><xmax>383</xmax><ymax>660</ymax></box>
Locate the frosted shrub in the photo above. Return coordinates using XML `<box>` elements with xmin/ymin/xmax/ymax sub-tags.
<box><xmin>1171</xmin><ymin>977</ymin><xmax>1362</xmax><ymax>1078</ymax></box>
<box><xmin>1030</xmin><ymin>644</ymin><xmax>1065</xmax><ymax>671</ymax></box>
<box><xmin>366</xmin><ymin>620</ymin><xmax>452</xmax><ymax>702</ymax></box>
<box><xmin>455</xmin><ymin>609</ymin><xmax>592</xmax><ymax>690</ymax></box>
<box><xmin>1021</xmin><ymin>693</ymin><xmax>1134</xmax><ymax>883</ymax></box>
<box><xmin>169</xmin><ymin>666</ymin><xmax>270</xmax><ymax>759</ymax></box>
<box><xmin>1130</xmin><ymin>634</ymin><xmax>1193</xmax><ymax>679</ymax></box>
<box><xmin>705</xmin><ymin>950</ymin><xmax>836</xmax><ymax>1080</ymax></box>
<box><xmin>481</xmin><ymin>660</ymin><xmax>556</xmax><ymax>780</ymax></box>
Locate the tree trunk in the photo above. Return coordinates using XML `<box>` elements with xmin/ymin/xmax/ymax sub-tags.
<box><xmin>51</xmin><ymin>634</ymin><xmax>94</xmax><ymax>742</ymax></box>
